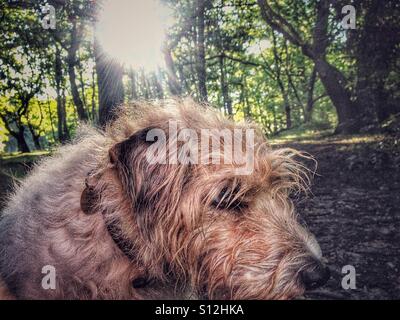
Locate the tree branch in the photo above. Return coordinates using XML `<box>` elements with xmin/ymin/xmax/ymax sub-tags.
<box><xmin>257</xmin><ymin>0</ymin><xmax>314</xmax><ymax>57</ymax></box>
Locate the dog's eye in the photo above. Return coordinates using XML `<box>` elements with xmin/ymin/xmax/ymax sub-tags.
<box><xmin>211</xmin><ymin>186</ymin><xmax>247</xmax><ymax>212</ymax></box>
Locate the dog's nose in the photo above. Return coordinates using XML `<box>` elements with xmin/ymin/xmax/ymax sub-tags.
<box><xmin>300</xmin><ymin>259</ymin><xmax>330</xmax><ymax>290</ymax></box>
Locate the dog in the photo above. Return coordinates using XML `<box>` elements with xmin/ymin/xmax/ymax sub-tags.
<box><xmin>0</xmin><ymin>99</ymin><xmax>329</xmax><ymax>299</ymax></box>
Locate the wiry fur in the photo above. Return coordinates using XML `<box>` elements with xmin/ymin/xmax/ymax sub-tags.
<box><xmin>0</xmin><ymin>99</ymin><xmax>319</xmax><ymax>300</ymax></box>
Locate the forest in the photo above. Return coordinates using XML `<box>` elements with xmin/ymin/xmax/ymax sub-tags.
<box><xmin>0</xmin><ymin>0</ymin><xmax>398</xmax><ymax>153</ymax></box>
<box><xmin>0</xmin><ymin>0</ymin><xmax>400</xmax><ymax>299</ymax></box>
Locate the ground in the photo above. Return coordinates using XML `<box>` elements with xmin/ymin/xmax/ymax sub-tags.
<box><xmin>272</xmin><ymin>130</ymin><xmax>400</xmax><ymax>299</ymax></box>
<box><xmin>0</xmin><ymin>132</ymin><xmax>399</xmax><ymax>299</ymax></box>
<box><xmin>0</xmin><ymin>152</ymin><xmax>48</xmax><ymax>210</ymax></box>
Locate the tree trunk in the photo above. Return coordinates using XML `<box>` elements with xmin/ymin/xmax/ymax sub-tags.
<box><xmin>311</xmin><ymin>0</ymin><xmax>359</xmax><ymax>133</ymax></box>
<box><xmin>139</xmin><ymin>69</ymin><xmax>151</xmax><ymax>99</ymax></box>
<box><xmin>272</xmin><ymin>106</ymin><xmax>277</xmax><ymax>133</ymax></box>
<box><xmin>16</xmin><ymin>127</ymin><xmax>30</xmax><ymax>153</ymax></box>
<box><xmin>305</xmin><ymin>66</ymin><xmax>317</xmax><ymax>123</ymax></box>
<box><xmin>196</xmin><ymin>0</ymin><xmax>208</xmax><ymax>102</ymax></box>
<box><xmin>241</xmin><ymin>77</ymin><xmax>251</xmax><ymax>119</ymax></box>
<box><xmin>94</xmin><ymin>38</ymin><xmax>125</xmax><ymax>127</ymax></box>
<box><xmin>55</xmin><ymin>45</ymin><xmax>69</xmax><ymax>142</ymax></box>
<box><xmin>0</xmin><ymin>113</ymin><xmax>29</xmax><ymax>153</ymax></box>
<box><xmin>163</xmin><ymin>45</ymin><xmax>182</xmax><ymax>96</ymax></box>
<box><xmin>275</xmin><ymin>74</ymin><xmax>291</xmax><ymax>129</ymax></box>
<box><xmin>128</xmin><ymin>69</ymin><xmax>138</xmax><ymax>101</ymax></box>
<box><xmin>284</xmin><ymin>95</ymin><xmax>291</xmax><ymax>129</ymax></box>
<box><xmin>244</xmin><ymin>90</ymin><xmax>251</xmax><ymax>120</ymax></box>
<box><xmin>62</xmin><ymin>88</ymin><xmax>69</xmax><ymax>139</ymax></box>
<box><xmin>351</xmin><ymin>0</ymin><xmax>398</xmax><ymax>125</ymax></box>
<box><xmin>177</xmin><ymin>64</ymin><xmax>190</xmax><ymax>94</ymax></box>
<box><xmin>91</xmin><ymin>61</ymin><xmax>97</xmax><ymax>122</ymax></box>
<box><xmin>68</xmin><ymin>61</ymin><xmax>87</xmax><ymax>120</ymax></box>
<box><xmin>28</xmin><ymin>126</ymin><xmax>41</xmax><ymax>150</ymax></box>
<box><xmin>77</xmin><ymin>55</ymin><xmax>87</xmax><ymax>113</ymax></box>
<box><xmin>277</xmin><ymin>78</ymin><xmax>291</xmax><ymax>129</ymax></box>
<box><xmin>257</xmin><ymin>0</ymin><xmax>361</xmax><ymax>134</ymax></box>
<box><xmin>67</xmin><ymin>21</ymin><xmax>88</xmax><ymax>121</ymax></box>
<box><xmin>219</xmin><ymin>55</ymin><xmax>232</xmax><ymax>116</ymax></box>
<box><xmin>315</xmin><ymin>58</ymin><xmax>359</xmax><ymax>133</ymax></box>
<box><xmin>46</xmin><ymin>99</ymin><xmax>57</xmax><ymax>142</ymax></box>
<box><xmin>271</xmin><ymin>32</ymin><xmax>291</xmax><ymax>129</ymax></box>
<box><xmin>152</xmin><ymin>72</ymin><xmax>164</xmax><ymax>99</ymax></box>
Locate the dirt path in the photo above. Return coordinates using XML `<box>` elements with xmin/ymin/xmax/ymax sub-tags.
<box><xmin>281</xmin><ymin>135</ymin><xmax>400</xmax><ymax>299</ymax></box>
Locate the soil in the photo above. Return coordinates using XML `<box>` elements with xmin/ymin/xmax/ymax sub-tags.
<box><xmin>0</xmin><ymin>160</ymin><xmax>34</xmax><ymax>211</ymax></box>
<box><xmin>283</xmin><ymin>135</ymin><xmax>400</xmax><ymax>299</ymax></box>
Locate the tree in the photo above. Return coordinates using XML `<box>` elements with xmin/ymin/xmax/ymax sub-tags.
<box><xmin>195</xmin><ymin>0</ymin><xmax>208</xmax><ymax>102</ymax></box>
<box><xmin>0</xmin><ymin>3</ymin><xmax>51</xmax><ymax>152</ymax></box>
<box><xmin>51</xmin><ymin>1</ymin><xmax>98</xmax><ymax>125</ymax></box>
<box><xmin>343</xmin><ymin>0</ymin><xmax>400</xmax><ymax>124</ymax></box>
<box><xmin>1</xmin><ymin>0</ymin><xmax>399</xmax><ymax>153</ymax></box>
<box><xmin>163</xmin><ymin>44</ymin><xmax>183</xmax><ymax>96</ymax></box>
<box><xmin>305</xmin><ymin>65</ymin><xmax>317</xmax><ymax>123</ymax></box>
<box><xmin>257</xmin><ymin>0</ymin><xmax>361</xmax><ymax>133</ymax></box>
<box><xmin>66</xmin><ymin>19</ymin><xmax>88</xmax><ymax>121</ymax></box>
<box><xmin>94</xmin><ymin>39</ymin><xmax>125</xmax><ymax>127</ymax></box>
<box><xmin>53</xmin><ymin>44</ymin><xmax>70</xmax><ymax>142</ymax></box>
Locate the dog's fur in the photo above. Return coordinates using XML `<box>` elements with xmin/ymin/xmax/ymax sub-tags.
<box><xmin>0</xmin><ymin>99</ymin><xmax>323</xmax><ymax>300</ymax></box>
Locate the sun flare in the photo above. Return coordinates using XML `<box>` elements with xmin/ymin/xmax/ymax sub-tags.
<box><xmin>96</xmin><ymin>0</ymin><xmax>171</xmax><ymax>70</ymax></box>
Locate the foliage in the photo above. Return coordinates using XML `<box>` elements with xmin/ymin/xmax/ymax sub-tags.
<box><xmin>0</xmin><ymin>0</ymin><xmax>399</xmax><ymax>153</ymax></box>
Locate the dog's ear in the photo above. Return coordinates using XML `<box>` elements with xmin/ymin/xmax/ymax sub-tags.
<box><xmin>109</xmin><ymin>127</ymin><xmax>154</xmax><ymax>165</ymax></box>
<box><xmin>80</xmin><ymin>128</ymin><xmax>154</xmax><ymax>215</ymax></box>
<box><xmin>108</xmin><ymin>127</ymin><xmax>156</xmax><ymax>209</ymax></box>
<box><xmin>107</xmin><ymin>125</ymin><xmax>193</xmax><ymax>237</ymax></box>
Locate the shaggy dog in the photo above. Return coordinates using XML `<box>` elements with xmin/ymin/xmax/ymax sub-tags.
<box><xmin>0</xmin><ymin>99</ymin><xmax>329</xmax><ymax>299</ymax></box>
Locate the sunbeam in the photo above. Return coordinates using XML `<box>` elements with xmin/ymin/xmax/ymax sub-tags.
<box><xmin>96</xmin><ymin>0</ymin><xmax>171</xmax><ymax>70</ymax></box>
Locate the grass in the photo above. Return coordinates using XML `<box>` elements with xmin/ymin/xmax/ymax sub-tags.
<box><xmin>0</xmin><ymin>123</ymin><xmax>388</xmax><ymax>165</ymax></box>
<box><xmin>269</xmin><ymin>122</ymin><xmax>385</xmax><ymax>146</ymax></box>
<box><xmin>269</xmin><ymin>122</ymin><xmax>334</xmax><ymax>144</ymax></box>
<box><xmin>0</xmin><ymin>151</ymin><xmax>50</xmax><ymax>181</ymax></box>
<box><xmin>0</xmin><ymin>151</ymin><xmax>50</xmax><ymax>164</ymax></box>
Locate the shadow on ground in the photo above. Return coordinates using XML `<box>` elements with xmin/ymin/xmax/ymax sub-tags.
<box><xmin>278</xmin><ymin>134</ymin><xmax>400</xmax><ymax>299</ymax></box>
<box><xmin>0</xmin><ymin>153</ymin><xmax>41</xmax><ymax>211</ymax></box>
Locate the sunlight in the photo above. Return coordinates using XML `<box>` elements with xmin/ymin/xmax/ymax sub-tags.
<box><xmin>96</xmin><ymin>0</ymin><xmax>171</xmax><ymax>71</ymax></box>
<box><xmin>247</xmin><ymin>39</ymin><xmax>272</xmax><ymax>55</ymax></box>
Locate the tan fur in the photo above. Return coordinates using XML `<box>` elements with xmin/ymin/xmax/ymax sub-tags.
<box><xmin>0</xmin><ymin>279</ymin><xmax>14</xmax><ymax>300</ymax></box>
<box><xmin>0</xmin><ymin>99</ymin><xmax>320</xmax><ymax>300</ymax></box>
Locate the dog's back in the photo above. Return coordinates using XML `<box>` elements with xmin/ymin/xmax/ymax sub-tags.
<box><xmin>0</xmin><ymin>133</ymin><xmax>117</xmax><ymax>299</ymax></box>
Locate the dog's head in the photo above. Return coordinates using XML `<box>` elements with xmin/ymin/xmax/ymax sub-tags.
<box><xmin>85</xmin><ymin>99</ymin><xmax>329</xmax><ymax>299</ymax></box>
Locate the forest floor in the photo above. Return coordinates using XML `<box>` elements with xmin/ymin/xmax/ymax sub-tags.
<box><xmin>272</xmin><ymin>131</ymin><xmax>400</xmax><ymax>299</ymax></box>
<box><xmin>0</xmin><ymin>152</ymin><xmax>47</xmax><ymax>210</ymax></box>
<box><xmin>0</xmin><ymin>131</ymin><xmax>399</xmax><ymax>299</ymax></box>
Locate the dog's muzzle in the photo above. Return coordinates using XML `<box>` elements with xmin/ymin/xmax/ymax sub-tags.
<box><xmin>299</xmin><ymin>257</ymin><xmax>330</xmax><ymax>290</ymax></box>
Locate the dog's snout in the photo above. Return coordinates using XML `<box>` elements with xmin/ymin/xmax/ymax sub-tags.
<box><xmin>300</xmin><ymin>259</ymin><xmax>330</xmax><ymax>290</ymax></box>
